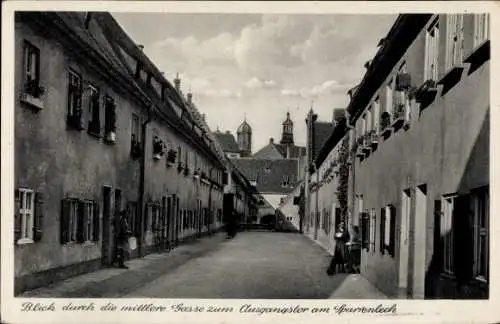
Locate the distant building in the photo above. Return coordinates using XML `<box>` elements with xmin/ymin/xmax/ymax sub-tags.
<box><xmin>213</xmin><ymin>130</ymin><xmax>241</xmax><ymax>158</ymax></box>
<box><xmin>237</xmin><ymin>118</ymin><xmax>252</xmax><ymax>157</ymax></box>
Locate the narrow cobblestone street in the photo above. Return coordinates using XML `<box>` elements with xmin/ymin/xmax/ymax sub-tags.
<box><xmin>20</xmin><ymin>231</ymin><xmax>386</xmax><ymax>299</ymax></box>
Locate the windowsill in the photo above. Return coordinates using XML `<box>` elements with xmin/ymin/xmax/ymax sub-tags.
<box><xmin>87</xmin><ymin>129</ymin><xmax>102</xmax><ymax>139</ymax></box>
<box><xmin>16</xmin><ymin>238</ymin><xmax>34</xmax><ymax>245</ymax></box>
<box><xmin>20</xmin><ymin>93</ymin><xmax>44</xmax><ymax>111</ymax></box>
<box><xmin>82</xmin><ymin>241</ymin><xmax>98</xmax><ymax>246</ymax></box>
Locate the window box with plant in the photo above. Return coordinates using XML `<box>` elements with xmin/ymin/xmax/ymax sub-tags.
<box><xmin>380</xmin><ymin>112</ymin><xmax>392</xmax><ymax>137</ymax></box>
<box><xmin>152</xmin><ymin>136</ymin><xmax>165</xmax><ymax>160</ymax></box>
<box><xmin>392</xmin><ymin>102</ymin><xmax>405</xmax><ymax>129</ymax></box>
<box><xmin>166</xmin><ymin>149</ymin><xmax>177</xmax><ymax>167</ymax></box>
<box><xmin>412</xmin><ymin>79</ymin><xmax>438</xmax><ymax>105</ymax></box>
<box><xmin>193</xmin><ymin>168</ymin><xmax>200</xmax><ymax>179</ymax></box>
<box><xmin>369</xmin><ymin>129</ymin><xmax>379</xmax><ymax>149</ymax></box>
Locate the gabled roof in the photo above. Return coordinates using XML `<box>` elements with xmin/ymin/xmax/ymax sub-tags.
<box><xmin>232</xmin><ymin>158</ymin><xmax>298</xmax><ymax>194</ymax></box>
<box><xmin>252</xmin><ymin>143</ymin><xmax>285</xmax><ymax>159</ymax></box>
<box><xmin>213</xmin><ymin>131</ymin><xmax>240</xmax><ymax>153</ymax></box>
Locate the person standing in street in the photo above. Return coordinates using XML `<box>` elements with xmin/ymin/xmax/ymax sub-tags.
<box><xmin>114</xmin><ymin>210</ymin><xmax>132</xmax><ymax>269</ymax></box>
<box><xmin>327</xmin><ymin>221</ymin><xmax>350</xmax><ymax>275</ymax></box>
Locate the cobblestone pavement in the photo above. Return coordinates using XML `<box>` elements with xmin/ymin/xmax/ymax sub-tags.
<box><xmin>20</xmin><ymin>231</ymin><xmax>386</xmax><ymax>299</ymax></box>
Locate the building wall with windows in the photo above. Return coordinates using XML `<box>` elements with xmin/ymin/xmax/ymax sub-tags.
<box><xmin>348</xmin><ymin>14</ymin><xmax>489</xmax><ymax>299</ymax></box>
<box><xmin>14</xmin><ymin>14</ymin><xmax>147</xmax><ymax>290</ymax></box>
<box><xmin>14</xmin><ymin>12</ymin><xmax>230</xmax><ymax>294</ymax></box>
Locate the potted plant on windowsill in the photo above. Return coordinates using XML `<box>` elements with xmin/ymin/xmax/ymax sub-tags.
<box><xmin>152</xmin><ymin>137</ymin><xmax>164</xmax><ymax>160</ymax></box>
<box><xmin>21</xmin><ymin>79</ymin><xmax>46</xmax><ymax>110</ymax></box>
<box><xmin>193</xmin><ymin>169</ymin><xmax>200</xmax><ymax>179</ymax></box>
<box><xmin>166</xmin><ymin>149</ymin><xmax>177</xmax><ymax>167</ymax></box>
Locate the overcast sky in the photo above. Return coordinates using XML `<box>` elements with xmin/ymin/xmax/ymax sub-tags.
<box><xmin>112</xmin><ymin>13</ymin><xmax>396</xmax><ymax>151</ymax></box>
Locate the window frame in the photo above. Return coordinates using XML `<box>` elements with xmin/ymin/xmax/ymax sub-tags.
<box><xmin>424</xmin><ymin>18</ymin><xmax>440</xmax><ymax>81</ymax></box>
<box><xmin>471</xmin><ymin>187</ymin><xmax>489</xmax><ymax>283</ymax></box>
<box><xmin>67</xmin><ymin>69</ymin><xmax>83</xmax><ymax>118</ymax></box>
<box><xmin>18</xmin><ymin>188</ymin><xmax>35</xmax><ymax>244</ymax></box>
<box><xmin>87</xmin><ymin>84</ymin><xmax>101</xmax><ymax>134</ymax></box>
<box><xmin>473</xmin><ymin>14</ymin><xmax>489</xmax><ymax>48</ymax></box>
<box><xmin>441</xmin><ymin>194</ymin><xmax>456</xmax><ymax>276</ymax></box>
<box><xmin>23</xmin><ymin>41</ymin><xmax>41</xmax><ymax>96</ymax></box>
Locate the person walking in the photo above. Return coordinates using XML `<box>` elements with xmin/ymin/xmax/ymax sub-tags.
<box><xmin>114</xmin><ymin>210</ymin><xmax>132</xmax><ymax>269</ymax></box>
<box><xmin>327</xmin><ymin>221</ymin><xmax>350</xmax><ymax>275</ymax></box>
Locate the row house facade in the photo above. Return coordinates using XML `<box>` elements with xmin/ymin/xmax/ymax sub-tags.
<box><xmin>279</xmin><ymin>13</ymin><xmax>489</xmax><ymax>301</ymax></box>
<box><xmin>346</xmin><ymin>13</ymin><xmax>489</xmax><ymax>299</ymax></box>
<box><xmin>13</xmin><ymin>11</ymin><xmax>235</xmax><ymax>294</ymax></box>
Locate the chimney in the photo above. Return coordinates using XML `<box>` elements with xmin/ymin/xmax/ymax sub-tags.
<box><xmin>138</xmin><ymin>44</ymin><xmax>144</xmax><ymax>51</ymax></box>
<box><xmin>187</xmin><ymin>92</ymin><xmax>193</xmax><ymax>105</ymax></box>
<box><xmin>269</xmin><ymin>137</ymin><xmax>274</xmax><ymax>144</ymax></box>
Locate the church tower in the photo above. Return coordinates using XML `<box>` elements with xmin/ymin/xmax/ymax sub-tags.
<box><xmin>237</xmin><ymin>116</ymin><xmax>252</xmax><ymax>157</ymax></box>
<box><xmin>280</xmin><ymin>112</ymin><xmax>294</xmax><ymax>145</ymax></box>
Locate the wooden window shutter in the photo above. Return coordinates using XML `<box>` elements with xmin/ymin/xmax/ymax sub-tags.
<box><xmin>33</xmin><ymin>192</ymin><xmax>44</xmax><ymax>242</ymax></box>
<box><xmin>389</xmin><ymin>205</ymin><xmax>397</xmax><ymax>257</ymax></box>
<box><xmin>380</xmin><ymin>207</ymin><xmax>386</xmax><ymax>254</ymax></box>
<box><xmin>93</xmin><ymin>202</ymin><xmax>100</xmax><ymax>242</ymax></box>
<box><xmin>60</xmin><ymin>198</ymin><xmax>71</xmax><ymax>244</ymax></box>
<box><xmin>76</xmin><ymin>201</ymin><xmax>85</xmax><ymax>243</ymax></box>
<box><xmin>14</xmin><ymin>189</ymin><xmax>22</xmax><ymax>243</ymax></box>
<box><xmin>133</xmin><ymin>203</ymin><xmax>141</xmax><ymax>237</ymax></box>
<box><xmin>361</xmin><ymin>212</ymin><xmax>370</xmax><ymax>251</ymax></box>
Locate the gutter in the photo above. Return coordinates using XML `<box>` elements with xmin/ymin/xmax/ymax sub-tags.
<box><xmin>138</xmin><ymin>103</ymin><xmax>153</xmax><ymax>257</ymax></box>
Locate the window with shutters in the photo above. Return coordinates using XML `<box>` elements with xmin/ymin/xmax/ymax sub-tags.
<box><xmin>380</xmin><ymin>205</ymin><xmax>396</xmax><ymax>257</ymax></box>
<box><xmin>473</xmin><ymin>14</ymin><xmax>489</xmax><ymax>48</ymax></box>
<box><xmin>17</xmin><ymin>188</ymin><xmax>35</xmax><ymax>244</ymax></box>
<box><xmin>361</xmin><ymin>211</ymin><xmax>370</xmax><ymax>251</ymax></box>
<box><xmin>131</xmin><ymin>114</ymin><xmax>142</xmax><ymax>158</ymax></box>
<box><xmin>370</xmin><ymin>209</ymin><xmax>376</xmax><ymax>253</ymax></box>
<box><xmin>127</xmin><ymin>202</ymin><xmax>138</xmax><ymax>236</ymax></box>
<box><xmin>60</xmin><ymin>198</ymin><xmax>81</xmax><ymax>244</ymax></box>
<box><xmin>87</xmin><ymin>85</ymin><xmax>101</xmax><ymax>136</ymax></box>
<box><xmin>445</xmin><ymin>14</ymin><xmax>464</xmax><ymax>72</ymax></box>
<box><xmin>424</xmin><ymin>18</ymin><xmax>440</xmax><ymax>81</ymax></box>
<box><xmin>471</xmin><ymin>186</ymin><xmax>489</xmax><ymax>282</ymax></box>
<box><xmin>67</xmin><ymin>70</ymin><xmax>83</xmax><ymax>130</ymax></box>
<box><xmin>441</xmin><ymin>194</ymin><xmax>456</xmax><ymax>275</ymax></box>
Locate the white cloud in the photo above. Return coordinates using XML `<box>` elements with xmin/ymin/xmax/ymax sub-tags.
<box><xmin>244</xmin><ymin>77</ymin><xmax>263</xmax><ymax>89</ymax></box>
<box><xmin>202</xmin><ymin>89</ymin><xmax>242</xmax><ymax>98</ymax></box>
<box><xmin>281</xmin><ymin>80</ymin><xmax>350</xmax><ymax>99</ymax></box>
<box><xmin>244</xmin><ymin>77</ymin><xmax>278</xmax><ymax>89</ymax></box>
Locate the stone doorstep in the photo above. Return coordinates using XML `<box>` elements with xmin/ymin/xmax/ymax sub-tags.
<box><xmin>19</xmin><ymin>232</ymin><xmax>227</xmax><ymax>298</ymax></box>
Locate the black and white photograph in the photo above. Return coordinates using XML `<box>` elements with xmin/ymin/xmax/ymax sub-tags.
<box><xmin>1</xmin><ymin>1</ymin><xmax>498</xmax><ymax>323</ymax></box>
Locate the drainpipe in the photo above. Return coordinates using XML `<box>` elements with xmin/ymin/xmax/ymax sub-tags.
<box><xmin>138</xmin><ymin>102</ymin><xmax>153</xmax><ymax>257</ymax></box>
<box><xmin>207</xmin><ymin>166</ymin><xmax>214</xmax><ymax>235</ymax></box>
<box><xmin>314</xmin><ymin>164</ymin><xmax>319</xmax><ymax>240</ymax></box>
<box><xmin>346</xmin><ymin>113</ymin><xmax>356</xmax><ymax>230</ymax></box>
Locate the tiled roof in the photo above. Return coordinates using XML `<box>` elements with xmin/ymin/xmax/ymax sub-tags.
<box><xmin>232</xmin><ymin>158</ymin><xmax>298</xmax><ymax>194</ymax></box>
<box><xmin>252</xmin><ymin>142</ymin><xmax>306</xmax><ymax>159</ymax></box>
<box><xmin>213</xmin><ymin>131</ymin><xmax>240</xmax><ymax>153</ymax></box>
<box><xmin>275</xmin><ymin>144</ymin><xmax>306</xmax><ymax>159</ymax></box>
<box><xmin>252</xmin><ymin>143</ymin><xmax>285</xmax><ymax>159</ymax></box>
<box><xmin>313</xmin><ymin>121</ymin><xmax>333</xmax><ymax>159</ymax></box>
